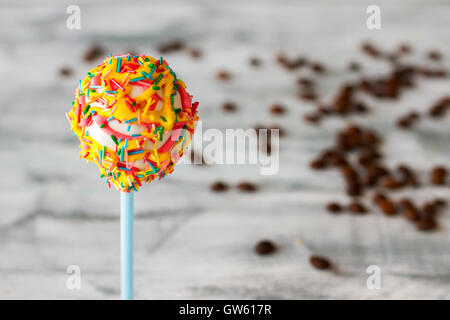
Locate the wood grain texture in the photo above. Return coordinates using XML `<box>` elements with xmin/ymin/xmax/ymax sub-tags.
<box><xmin>0</xmin><ymin>0</ymin><xmax>450</xmax><ymax>299</ymax></box>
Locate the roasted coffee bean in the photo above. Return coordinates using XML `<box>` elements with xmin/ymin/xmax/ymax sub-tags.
<box><xmin>254</xmin><ymin>240</ymin><xmax>277</xmax><ymax>255</ymax></box>
<box><xmin>328</xmin><ymin>154</ymin><xmax>348</xmax><ymax>167</ymax></box>
<box><xmin>422</xmin><ymin>202</ymin><xmax>437</xmax><ymax>217</ymax></box>
<box><xmin>354</xmin><ymin>102</ymin><xmax>369</xmax><ymax>114</ymax></box>
<box><xmin>429</xmin><ymin>97</ymin><xmax>450</xmax><ymax>118</ymax></box>
<box><xmin>299</xmin><ymin>91</ymin><xmax>318</xmax><ymax>101</ymax></box>
<box><xmin>398</xmin><ymin>43</ymin><xmax>412</xmax><ymax>54</ymax></box>
<box><xmin>269</xmin><ymin>104</ymin><xmax>286</xmax><ymax>115</ymax></box>
<box><xmin>399</xmin><ymin>199</ymin><xmax>420</xmax><ymax>221</ymax></box>
<box><xmin>348</xmin><ymin>61</ymin><xmax>361</xmax><ymax>72</ymax></box>
<box><xmin>222</xmin><ymin>101</ymin><xmax>238</xmax><ymax>112</ymax></box>
<box><xmin>433</xmin><ymin>198</ymin><xmax>447</xmax><ymax>208</ymax></box>
<box><xmin>187</xmin><ymin>48</ymin><xmax>202</xmax><ymax>58</ymax></box>
<box><xmin>216</xmin><ymin>70</ymin><xmax>231</xmax><ymax>81</ymax></box>
<box><xmin>317</xmin><ymin>104</ymin><xmax>333</xmax><ymax>115</ymax></box>
<box><xmin>419</xmin><ymin>68</ymin><xmax>447</xmax><ymax>78</ymax></box>
<box><xmin>361</xmin><ymin>42</ymin><xmax>381</xmax><ymax>58</ymax></box>
<box><xmin>210</xmin><ymin>181</ymin><xmax>229</xmax><ymax>192</ymax></box>
<box><xmin>404</xmin><ymin>208</ymin><xmax>420</xmax><ymax>221</ymax></box>
<box><xmin>348</xmin><ymin>201</ymin><xmax>367</xmax><ymax>214</ymax></box>
<box><xmin>399</xmin><ymin>198</ymin><xmax>414</xmax><ymax>209</ymax></box>
<box><xmin>297</xmin><ymin>77</ymin><xmax>315</xmax><ymax>87</ymax></box>
<box><xmin>361</xmin><ymin>130</ymin><xmax>381</xmax><ymax>146</ymax></box>
<box><xmin>59</xmin><ymin>66</ymin><xmax>73</xmax><ymax>77</ymax></box>
<box><xmin>372</xmin><ymin>192</ymin><xmax>387</xmax><ymax>204</ymax></box>
<box><xmin>346</xmin><ymin>181</ymin><xmax>363</xmax><ymax>197</ymax></box>
<box><xmin>358</xmin><ymin>148</ymin><xmax>382</xmax><ymax>166</ymax></box>
<box><xmin>340</xmin><ymin>165</ymin><xmax>359</xmax><ymax>180</ymax></box>
<box><xmin>303</xmin><ymin>112</ymin><xmax>322</xmax><ymax>124</ymax></box>
<box><xmin>378</xmin><ymin>199</ymin><xmax>397</xmax><ymax>216</ymax></box>
<box><xmin>430</xmin><ymin>166</ymin><xmax>447</xmax><ymax>185</ymax></box>
<box><xmin>427</xmin><ymin>50</ymin><xmax>442</xmax><ymax>61</ymax></box>
<box><xmin>366</xmin><ymin>165</ymin><xmax>389</xmax><ymax>181</ymax></box>
<box><xmin>416</xmin><ymin>218</ymin><xmax>437</xmax><ymax>231</ymax></box>
<box><xmin>157</xmin><ymin>39</ymin><xmax>184</xmax><ymax>53</ymax></box>
<box><xmin>83</xmin><ymin>44</ymin><xmax>104</xmax><ymax>62</ymax></box>
<box><xmin>326</xmin><ymin>202</ymin><xmax>343</xmax><ymax>213</ymax></box>
<box><xmin>237</xmin><ymin>182</ymin><xmax>258</xmax><ymax>192</ymax></box>
<box><xmin>332</xmin><ymin>85</ymin><xmax>354</xmax><ymax>115</ymax></box>
<box><xmin>396</xmin><ymin>117</ymin><xmax>413</xmax><ymax>129</ymax></box>
<box><xmin>310</xmin><ymin>256</ymin><xmax>332</xmax><ymax>270</ymax></box>
<box><xmin>382</xmin><ymin>177</ymin><xmax>404</xmax><ymax>189</ymax></box>
<box><xmin>397</xmin><ymin>164</ymin><xmax>419</xmax><ymax>187</ymax></box>
<box><xmin>249</xmin><ymin>57</ymin><xmax>262</xmax><ymax>67</ymax></box>
<box><xmin>310</xmin><ymin>158</ymin><xmax>327</xmax><ymax>170</ymax></box>
<box><xmin>310</xmin><ymin>62</ymin><xmax>325</xmax><ymax>74</ymax></box>
<box><xmin>276</xmin><ymin>53</ymin><xmax>306</xmax><ymax>70</ymax></box>
<box><xmin>397</xmin><ymin>111</ymin><xmax>420</xmax><ymax>129</ymax></box>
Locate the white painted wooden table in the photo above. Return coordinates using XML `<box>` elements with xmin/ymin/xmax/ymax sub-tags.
<box><xmin>1</xmin><ymin>0</ymin><xmax>450</xmax><ymax>299</ymax></box>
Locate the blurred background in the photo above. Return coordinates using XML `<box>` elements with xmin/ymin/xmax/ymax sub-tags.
<box><xmin>1</xmin><ymin>0</ymin><xmax>450</xmax><ymax>299</ymax></box>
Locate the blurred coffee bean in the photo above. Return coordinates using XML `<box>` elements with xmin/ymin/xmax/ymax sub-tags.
<box><xmin>430</xmin><ymin>166</ymin><xmax>447</xmax><ymax>185</ymax></box>
<box><xmin>398</xmin><ymin>43</ymin><xmax>412</xmax><ymax>54</ymax></box>
<box><xmin>157</xmin><ymin>39</ymin><xmax>184</xmax><ymax>54</ymax></box>
<box><xmin>427</xmin><ymin>50</ymin><xmax>442</xmax><ymax>61</ymax></box>
<box><xmin>216</xmin><ymin>70</ymin><xmax>231</xmax><ymax>81</ymax></box>
<box><xmin>326</xmin><ymin>202</ymin><xmax>343</xmax><ymax>214</ymax></box>
<box><xmin>59</xmin><ymin>66</ymin><xmax>73</xmax><ymax>77</ymax></box>
<box><xmin>254</xmin><ymin>240</ymin><xmax>277</xmax><ymax>255</ymax></box>
<box><xmin>83</xmin><ymin>44</ymin><xmax>104</xmax><ymax>62</ymax></box>
<box><xmin>269</xmin><ymin>104</ymin><xmax>286</xmax><ymax>115</ymax></box>
<box><xmin>416</xmin><ymin>218</ymin><xmax>437</xmax><ymax>231</ymax></box>
<box><xmin>348</xmin><ymin>201</ymin><xmax>367</xmax><ymax>214</ymax></box>
<box><xmin>210</xmin><ymin>181</ymin><xmax>229</xmax><ymax>192</ymax></box>
<box><xmin>222</xmin><ymin>101</ymin><xmax>238</xmax><ymax>112</ymax></box>
<box><xmin>310</xmin><ymin>256</ymin><xmax>332</xmax><ymax>270</ymax></box>
<box><xmin>249</xmin><ymin>57</ymin><xmax>262</xmax><ymax>67</ymax></box>
<box><xmin>187</xmin><ymin>48</ymin><xmax>202</xmax><ymax>59</ymax></box>
<box><xmin>361</xmin><ymin>42</ymin><xmax>381</xmax><ymax>58</ymax></box>
<box><xmin>237</xmin><ymin>182</ymin><xmax>258</xmax><ymax>192</ymax></box>
<box><xmin>303</xmin><ymin>112</ymin><xmax>322</xmax><ymax>124</ymax></box>
<box><xmin>378</xmin><ymin>199</ymin><xmax>397</xmax><ymax>216</ymax></box>
<box><xmin>348</xmin><ymin>61</ymin><xmax>361</xmax><ymax>72</ymax></box>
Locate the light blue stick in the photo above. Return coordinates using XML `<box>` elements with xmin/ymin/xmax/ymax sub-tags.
<box><xmin>120</xmin><ymin>191</ymin><xmax>134</xmax><ymax>300</ymax></box>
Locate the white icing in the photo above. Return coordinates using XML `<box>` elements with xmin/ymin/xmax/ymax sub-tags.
<box><xmin>84</xmin><ymin>87</ymin><xmax>187</xmax><ymax>171</ymax></box>
<box><xmin>129</xmin><ymin>85</ymin><xmax>146</xmax><ymax>98</ymax></box>
<box><xmin>109</xmin><ymin>119</ymin><xmax>144</xmax><ymax>136</ymax></box>
<box><xmin>86</xmin><ymin>120</ymin><xmax>117</xmax><ymax>150</ymax></box>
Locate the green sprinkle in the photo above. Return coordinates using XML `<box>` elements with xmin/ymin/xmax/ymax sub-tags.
<box><xmin>154</xmin><ymin>74</ymin><xmax>163</xmax><ymax>85</ymax></box>
<box><xmin>83</xmin><ymin>105</ymin><xmax>91</xmax><ymax>115</ymax></box>
<box><xmin>100</xmin><ymin>124</ymin><xmax>105</xmax><ymax>128</ymax></box>
<box><xmin>152</xmin><ymin>86</ymin><xmax>160</xmax><ymax>90</ymax></box>
<box><xmin>111</xmin><ymin>135</ymin><xmax>119</xmax><ymax>145</ymax></box>
<box><xmin>159</xmin><ymin>57</ymin><xmax>163</xmax><ymax>64</ymax></box>
<box><xmin>160</xmin><ymin>116</ymin><xmax>167</xmax><ymax>122</ymax></box>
